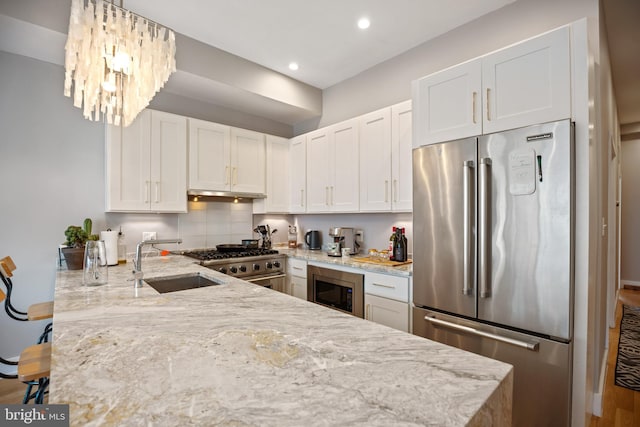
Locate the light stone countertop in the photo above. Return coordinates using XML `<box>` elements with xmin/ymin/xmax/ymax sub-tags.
<box><xmin>277</xmin><ymin>247</ymin><xmax>413</xmax><ymax>277</ymax></box>
<box><xmin>50</xmin><ymin>255</ymin><xmax>512</xmax><ymax>426</ymax></box>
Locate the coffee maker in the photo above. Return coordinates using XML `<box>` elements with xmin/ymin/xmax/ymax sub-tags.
<box><xmin>327</xmin><ymin>227</ymin><xmax>359</xmax><ymax>257</ymax></box>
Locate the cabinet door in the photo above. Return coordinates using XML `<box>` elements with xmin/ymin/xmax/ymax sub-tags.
<box><xmin>306</xmin><ymin>129</ymin><xmax>331</xmax><ymax>212</ymax></box>
<box><xmin>188</xmin><ymin>119</ymin><xmax>231</xmax><ymax>191</ymax></box>
<box><xmin>264</xmin><ymin>135</ymin><xmax>289</xmax><ymax>212</ymax></box>
<box><xmin>231</xmin><ymin>128</ymin><xmax>265</xmax><ymax>194</ymax></box>
<box><xmin>289</xmin><ymin>135</ymin><xmax>306</xmax><ymax>213</ymax></box>
<box><xmin>359</xmin><ymin>108</ymin><xmax>392</xmax><ymax>211</ymax></box>
<box><xmin>413</xmin><ymin>59</ymin><xmax>481</xmax><ymax>147</ymax></box>
<box><xmin>106</xmin><ymin>110</ymin><xmax>152</xmax><ymax>211</ymax></box>
<box><xmin>289</xmin><ymin>275</ymin><xmax>307</xmax><ymax>300</ymax></box>
<box><xmin>482</xmin><ymin>26</ymin><xmax>570</xmax><ymax>133</ymax></box>
<box><xmin>150</xmin><ymin>111</ymin><xmax>187</xmax><ymax>212</ymax></box>
<box><xmin>391</xmin><ymin>100</ymin><xmax>413</xmax><ymax>211</ymax></box>
<box><xmin>329</xmin><ymin>118</ymin><xmax>359</xmax><ymax>212</ymax></box>
<box><xmin>365</xmin><ymin>293</ymin><xmax>409</xmax><ymax>332</ymax></box>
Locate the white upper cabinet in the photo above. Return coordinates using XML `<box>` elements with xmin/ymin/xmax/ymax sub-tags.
<box><xmin>391</xmin><ymin>100</ymin><xmax>413</xmax><ymax>211</ymax></box>
<box><xmin>188</xmin><ymin>119</ymin><xmax>231</xmax><ymax>191</ymax></box>
<box><xmin>482</xmin><ymin>26</ymin><xmax>571</xmax><ymax>134</ymax></box>
<box><xmin>413</xmin><ymin>60</ymin><xmax>482</xmax><ymax>146</ymax></box>
<box><xmin>306</xmin><ymin>119</ymin><xmax>359</xmax><ymax>213</ymax></box>
<box><xmin>230</xmin><ymin>128</ymin><xmax>266</xmax><ymax>194</ymax></box>
<box><xmin>359</xmin><ymin>108</ymin><xmax>392</xmax><ymax>211</ymax></box>
<box><xmin>260</xmin><ymin>135</ymin><xmax>289</xmax><ymax>213</ymax></box>
<box><xmin>106</xmin><ymin>109</ymin><xmax>187</xmax><ymax>212</ymax></box>
<box><xmin>289</xmin><ymin>135</ymin><xmax>306</xmax><ymax>213</ymax></box>
<box><xmin>413</xmin><ymin>26</ymin><xmax>571</xmax><ymax>146</ymax></box>
<box><xmin>359</xmin><ymin>101</ymin><xmax>413</xmax><ymax>212</ymax></box>
<box><xmin>188</xmin><ymin>120</ymin><xmax>265</xmax><ymax>195</ymax></box>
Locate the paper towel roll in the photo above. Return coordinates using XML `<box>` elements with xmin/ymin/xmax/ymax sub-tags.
<box><xmin>100</xmin><ymin>230</ymin><xmax>118</xmax><ymax>266</ymax></box>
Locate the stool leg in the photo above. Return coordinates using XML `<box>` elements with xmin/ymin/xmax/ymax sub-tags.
<box><xmin>38</xmin><ymin>323</ymin><xmax>53</xmax><ymax>344</ymax></box>
<box><xmin>22</xmin><ymin>381</ymin><xmax>35</xmax><ymax>404</ymax></box>
<box><xmin>34</xmin><ymin>378</ymin><xmax>49</xmax><ymax>404</ymax></box>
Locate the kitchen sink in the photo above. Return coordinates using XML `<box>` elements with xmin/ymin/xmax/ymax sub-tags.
<box><xmin>144</xmin><ymin>273</ymin><xmax>221</xmax><ymax>294</ymax></box>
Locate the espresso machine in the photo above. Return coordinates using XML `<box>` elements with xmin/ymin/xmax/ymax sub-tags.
<box><xmin>327</xmin><ymin>227</ymin><xmax>359</xmax><ymax>257</ymax></box>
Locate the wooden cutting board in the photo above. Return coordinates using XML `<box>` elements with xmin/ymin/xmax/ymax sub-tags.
<box><xmin>350</xmin><ymin>256</ymin><xmax>412</xmax><ymax>267</ymax></box>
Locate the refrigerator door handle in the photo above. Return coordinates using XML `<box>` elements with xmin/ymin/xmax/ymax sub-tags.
<box><xmin>424</xmin><ymin>316</ymin><xmax>540</xmax><ymax>351</ymax></box>
<box><xmin>478</xmin><ymin>157</ymin><xmax>492</xmax><ymax>298</ymax></box>
<box><xmin>463</xmin><ymin>160</ymin><xmax>474</xmax><ymax>296</ymax></box>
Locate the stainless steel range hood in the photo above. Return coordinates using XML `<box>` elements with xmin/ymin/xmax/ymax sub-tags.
<box><xmin>188</xmin><ymin>189</ymin><xmax>266</xmax><ymax>203</ymax></box>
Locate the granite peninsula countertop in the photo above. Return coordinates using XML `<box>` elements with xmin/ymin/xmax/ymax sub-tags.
<box><xmin>50</xmin><ymin>255</ymin><xmax>512</xmax><ymax>426</ymax></box>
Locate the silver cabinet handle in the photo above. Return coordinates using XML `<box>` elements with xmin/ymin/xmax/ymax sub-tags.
<box><xmin>325</xmin><ymin>186</ymin><xmax>329</xmax><ymax>206</ymax></box>
<box><xmin>424</xmin><ymin>316</ymin><xmax>539</xmax><ymax>351</ymax></box>
<box><xmin>154</xmin><ymin>181</ymin><xmax>160</xmax><ymax>203</ymax></box>
<box><xmin>463</xmin><ymin>160</ymin><xmax>474</xmax><ymax>296</ymax></box>
<box><xmin>479</xmin><ymin>158</ymin><xmax>492</xmax><ymax>298</ymax></box>
<box><xmin>472</xmin><ymin>91</ymin><xmax>477</xmax><ymax>124</ymax></box>
<box><xmin>300</xmin><ymin>189</ymin><xmax>304</xmax><ymax>207</ymax></box>
<box><xmin>232</xmin><ymin>167</ymin><xmax>238</xmax><ymax>186</ymax></box>
<box><xmin>486</xmin><ymin>88</ymin><xmax>491</xmax><ymax>121</ymax></box>
<box><xmin>330</xmin><ymin>186</ymin><xmax>334</xmax><ymax>206</ymax></box>
<box><xmin>292</xmin><ymin>266</ymin><xmax>304</xmax><ymax>271</ymax></box>
<box><xmin>393</xmin><ymin>179</ymin><xmax>398</xmax><ymax>203</ymax></box>
<box><xmin>225</xmin><ymin>166</ymin><xmax>230</xmax><ymax>185</ymax></box>
<box><xmin>144</xmin><ymin>181</ymin><xmax>150</xmax><ymax>203</ymax></box>
<box><xmin>366</xmin><ymin>303</ymin><xmax>370</xmax><ymax>320</ymax></box>
<box><xmin>385</xmin><ymin>180</ymin><xmax>389</xmax><ymax>203</ymax></box>
<box><xmin>372</xmin><ymin>282</ymin><xmax>395</xmax><ymax>289</ymax></box>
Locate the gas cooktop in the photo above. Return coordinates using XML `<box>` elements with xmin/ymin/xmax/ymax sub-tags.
<box><xmin>182</xmin><ymin>248</ymin><xmax>279</xmax><ymax>261</ymax></box>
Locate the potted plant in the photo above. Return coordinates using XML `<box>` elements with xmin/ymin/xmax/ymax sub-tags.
<box><xmin>61</xmin><ymin>218</ymin><xmax>98</xmax><ymax>270</ymax></box>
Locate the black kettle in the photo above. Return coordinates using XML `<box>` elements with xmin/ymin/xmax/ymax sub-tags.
<box><xmin>305</xmin><ymin>230</ymin><xmax>321</xmax><ymax>250</ymax></box>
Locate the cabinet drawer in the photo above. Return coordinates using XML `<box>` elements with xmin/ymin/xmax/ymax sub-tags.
<box><xmin>364</xmin><ymin>272</ymin><xmax>409</xmax><ymax>302</ymax></box>
<box><xmin>287</xmin><ymin>258</ymin><xmax>307</xmax><ymax>278</ymax></box>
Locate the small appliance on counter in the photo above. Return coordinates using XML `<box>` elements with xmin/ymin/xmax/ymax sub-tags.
<box><xmin>327</xmin><ymin>227</ymin><xmax>360</xmax><ymax>257</ymax></box>
<box><xmin>288</xmin><ymin>225</ymin><xmax>298</xmax><ymax>248</ymax></box>
<box><xmin>305</xmin><ymin>230</ymin><xmax>321</xmax><ymax>250</ymax></box>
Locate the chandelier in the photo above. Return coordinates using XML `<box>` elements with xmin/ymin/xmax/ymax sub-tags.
<box><xmin>63</xmin><ymin>0</ymin><xmax>176</xmax><ymax>127</ymax></box>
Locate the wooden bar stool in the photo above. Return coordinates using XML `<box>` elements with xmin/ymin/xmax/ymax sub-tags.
<box><xmin>0</xmin><ymin>289</ymin><xmax>51</xmax><ymax>403</ymax></box>
<box><xmin>0</xmin><ymin>256</ymin><xmax>54</xmax><ymax>342</ymax></box>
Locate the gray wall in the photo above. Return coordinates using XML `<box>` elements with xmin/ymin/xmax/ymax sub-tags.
<box><xmin>621</xmin><ymin>139</ymin><xmax>640</xmax><ymax>284</ymax></box>
<box><xmin>0</xmin><ymin>51</ymin><xmax>106</xmax><ymax>360</ymax></box>
<box><xmin>295</xmin><ymin>0</ymin><xmax>599</xmax><ymax>135</ymax></box>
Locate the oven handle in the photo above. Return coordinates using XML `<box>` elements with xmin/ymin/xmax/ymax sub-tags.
<box><xmin>246</xmin><ymin>273</ymin><xmax>286</xmax><ymax>283</ymax></box>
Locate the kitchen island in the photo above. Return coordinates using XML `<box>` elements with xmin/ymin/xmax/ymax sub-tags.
<box><xmin>50</xmin><ymin>255</ymin><xmax>512</xmax><ymax>426</ymax></box>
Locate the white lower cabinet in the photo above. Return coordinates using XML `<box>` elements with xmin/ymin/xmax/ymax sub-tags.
<box><xmin>365</xmin><ymin>294</ymin><xmax>410</xmax><ymax>333</ymax></box>
<box><xmin>286</xmin><ymin>258</ymin><xmax>307</xmax><ymax>300</ymax></box>
<box><xmin>364</xmin><ymin>272</ymin><xmax>410</xmax><ymax>332</ymax></box>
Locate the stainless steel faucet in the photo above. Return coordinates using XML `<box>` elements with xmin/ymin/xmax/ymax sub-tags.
<box><xmin>133</xmin><ymin>238</ymin><xmax>182</xmax><ymax>287</ymax></box>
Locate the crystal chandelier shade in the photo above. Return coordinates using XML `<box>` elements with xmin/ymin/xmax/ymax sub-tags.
<box><xmin>63</xmin><ymin>0</ymin><xmax>176</xmax><ymax>127</ymax></box>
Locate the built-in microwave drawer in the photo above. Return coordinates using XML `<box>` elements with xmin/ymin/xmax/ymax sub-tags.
<box><xmin>364</xmin><ymin>272</ymin><xmax>409</xmax><ymax>303</ymax></box>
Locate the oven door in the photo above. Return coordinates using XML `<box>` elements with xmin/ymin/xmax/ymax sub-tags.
<box><xmin>246</xmin><ymin>273</ymin><xmax>286</xmax><ymax>293</ymax></box>
<box><xmin>307</xmin><ymin>265</ymin><xmax>364</xmax><ymax>318</ymax></box>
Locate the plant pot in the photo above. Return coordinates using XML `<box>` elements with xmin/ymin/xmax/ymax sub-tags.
<box><xmin>61</xmin><ymin>247</ymin><xmax>85</xmax><ymax>270</ymax></box>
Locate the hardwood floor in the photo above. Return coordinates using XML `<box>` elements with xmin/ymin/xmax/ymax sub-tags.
<box><xmin>590</xmin><ymin>288</ymin><xmax>640</xmax><ymax>427</ymax></box>
<box><xmin>2</xmin><ymin>290</ymin><xmax>640</xmax><ymax>424</ymax></box>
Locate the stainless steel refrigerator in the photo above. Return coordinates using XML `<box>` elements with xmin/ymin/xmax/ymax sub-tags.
<box><xmin>412</xmin><ymin>119</ymin><xmax>573</xmax><ymax>427</ymax></box>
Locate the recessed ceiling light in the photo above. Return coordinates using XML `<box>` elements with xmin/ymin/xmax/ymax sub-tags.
<box><xmin>357</xmin><ymin>17</ymin><xmax>370</xmax><ymax>30</ymax></box>
<box><xmin>289</xmin><ymin>62</ymin><xmax>299</xmax><ymax>71</ymax></box>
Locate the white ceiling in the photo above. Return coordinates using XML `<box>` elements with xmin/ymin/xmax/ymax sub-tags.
<box><xmin>123</xmin><ymin>0</ymin><xmax>514</xmax><ymax>89</ymax></box>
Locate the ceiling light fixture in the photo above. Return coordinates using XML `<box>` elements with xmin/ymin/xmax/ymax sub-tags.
<box><xmin>357</xmin><ymin>17</ymin><xmax>370</xmax><ymax>30</ymax></box>
<box><xmin>63</xmin><ymin>0</ymin><xmax>176</xmax><ymax>127</ymax></box>
<box><xmin>288</xmin><ymin>62</ymin><xmax>299</xmax><ymax>71</ymax></box>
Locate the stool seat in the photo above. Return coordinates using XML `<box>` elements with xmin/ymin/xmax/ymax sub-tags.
<box><xmin>27</xmin><ymin>301</ymin><xmax>54</xmax><ymax>321</ymax></box>
<box><xmin>17</xmin><ymin>342</ymin><xmax>51</xmax><ymax>382</ymax></box>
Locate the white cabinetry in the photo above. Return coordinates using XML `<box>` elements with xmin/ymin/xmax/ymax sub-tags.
<box><xmin>364</xmin><ymin>272</ymin><xmax>410</xmax><ymax>332</ymax></box>
<box><xmin>306</xmin><ymin>119</ymin><xmax>359</xmax><ymax>213</ymax></box>
<box><xmin>359</xmin><ymin>101</ymin><xmax>413</xmax><ymax>212</ymax></box>
<box><xmin>106</xmin><ymin>109</ymin><xmax>187</xmax><ymax>212</ymax></box>
<box><xmin>188</xmin><ymin>120</ymin><xmax>265</xmax><ymax>195</ymax></box>
<box><xmin>254</xmin><ymin>135</ymin><xmax>289</xmax><ymax>213</ymax></box>
<box><xmin>289</xmin><ymin>135</ymin><xmax>306</xmax><ymax>213</ymax></box>
<box><xmin>286</xmin><ymin>258</ymin><xmax>307</xmax><ymax>300</ymax></box>
<box><xmin>391</xmin><ymin>100</ymin><xmax>413</xmax><ymax>211</ymax></box>
<box><xmin>413</xmin><ymin>26</ymin><xmax>570</xmax><ymax>146</ymax></box>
